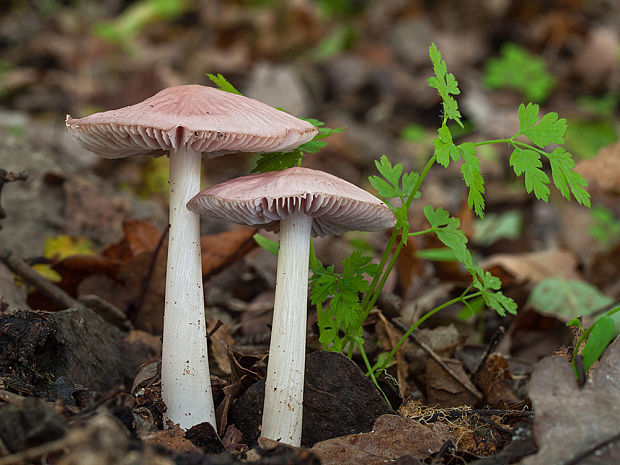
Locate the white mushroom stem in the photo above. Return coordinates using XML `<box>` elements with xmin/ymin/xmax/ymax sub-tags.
<box><xmin>161</xmin><ymin>146</ymin><xmax>216</xmax><ymax>430</ymax></box>
<box><xmin>261</xmin><ymin>210</ymin><xmax>312</xmax><ymax>446</ymax></box>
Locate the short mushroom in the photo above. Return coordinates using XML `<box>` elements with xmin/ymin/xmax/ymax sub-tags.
<box><xmin>187</xmin><ymin>166</ymin><xmax>396</xmax><ymax>445</ymax></box>
<box><xmin>66</xmin><ymin>85</ymin><xmax>317</xmax><ymax>430</ymax></box>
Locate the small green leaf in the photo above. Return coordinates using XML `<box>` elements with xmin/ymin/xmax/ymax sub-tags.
<box><xmin>402</xmin><ymin>171</ymin><xmax>420</xmax><ymax>196</ymax></box>
<box><xmin>369</xmin><ymin>176</ymin><xmax>400</xmax><ymax>198</ymax></box>
<box><xmin>589</xmin><ymin>205</ymin><xmax>620</xmax><ymax>246</ymax></box>
<box><xmin>369</xmin><ymin>155</ymin><xmax>419</xmax><ymax>202</ymax></box>
<box><xmin>581</xmin><ymin>316</ymin><xmax>615</xmax><ymax>371</ymax></box>
<box><xmin>296</xmin><ymin>139</ymin><xmax>327</xmax><ymax>154</ymax></box>
<box><xmin>428</xmin><ymin>43</ymin><xmax>463</xmax><ymax>127</ymax></box>
<box><xmin>253</xmin><ymin>233</ymin><xmax>279</xmax><ymax>255</ymax></box>
<box><xmin>471</xmin><ymin>268</ymin><xmax>517</xmax><ymax>316</ymax></box>
<box><xmin>443</xmin><ymin>97</ymin><xmax>463</xmax><ymax>126</ymax></box>
<box><xmin>483</xmin><ymin>43</ymin><xmax>555</xmax><ymax>102</ymax></box>
<box><xmin>457</xmin><ymin>296</ymin><xmax>485</xmax><ymax>321</ymax></box>
<box><xmin>509</xmin><ymin>148</ymin><xmax>550</xmax><ymax>201</ymax></box>
<box><xmin>433</xmin><ymin>124</ymin><xmax>460</xmax><ymax>167</ymax></box>
<box><xmin>548</xmin><ymin>148</ymin><xmax>591</xmax><ymax>207</ymax></box>
<box><xmin>484</xmin><ymin>290</ymin><xmax>518</xmax><ymax>316</ymax></box>
<box><xmin>445</xmin><ymin>73</ymin><xmax>460</xmax><ymax>95</ymax></box>
<box><xmin>374</xmin><ymin>155</ymin><xmax>402</xmax><ymax>187</ymax></box>
<box><xmin>252</xmin><ymin>151</ymin><xmax>302</xmax><ymax>173</ymax></box>
<box><xmin>423</xmin><ymin>205</ymin><xmax>473</xmax><ymax>268</ymax></box>
<box><xmin>518</xmin><ymin>103</ymin><xmax>540</xmax><ymax>130</ymax></box>
<box><xmin>565</xmin><ymin>118</ymin><xmax>618</xmax><ymax>159</ymax></box>
<box><xmin>529</xmin><ymin>278</ymin><xmax>613</xmax><ymax>319</ymax></box>
<box><xmin>460</xmin><ymin>143</ymin><xmax>485</xmax><ymax>216</ymax></box>
<box><xmin>520</xmin><ymin>112</ymin><xmax>567</xmax><ymax>147</ymax></box>
<box><xmin>400</xmin><ymin>123</ymin><xmax>427</xmax><ymax>142</ymax></box>
<box><xmin>310</xmin><ymin>250</ymin><xmax>378</xmax><ymax>350</ymax></box>
<box><xmin>474</xmin><ymin>210</ymin><xmax>523</xmax><ymax>246</ymax></box>
<box><xmin>206</xmin><ymin>73</ymin><xmax>242</xmax><ymax>95</ymax></box>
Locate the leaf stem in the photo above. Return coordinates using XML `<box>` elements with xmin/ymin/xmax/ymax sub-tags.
<box><xmin>356</xmin><ymin>337</ymin><xmax>391</xmax><ymax>406</ymax></box>
<box><xmin>361</xmin><ymin>241</ymin><xmax>404</xmax><ymax>323</ymax></box>
<box><xmin>360</xmin><ymin>228</ymin><xmax>398</xmax><ymax>312</ymax></box>
<box><xmin>473</xmin><ymin>138</ymin><xmax>513</xmax><ymax>147</ymax></box>
<box><xmin>405</xmin><ymin>154</ymin><xmax>436</xmax><ymax>210</ymax></box>
<box><xmin>370</xmin><ymin>290</ymin><xmax>481</xmax><ymax>375</ymax></box>
<box><xmin>408</xmin><ymin>228</ymin><xmax>433</xmax><ymax>237</ymax></box>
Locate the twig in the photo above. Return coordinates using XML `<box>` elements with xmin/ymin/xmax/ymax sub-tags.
<box><xmin>0</xmin><ymin>248</ymin><xmax>84</xmax><ymax>311</ymax></box>
<box><xmin>0</xmin><ymin>389</ymin><xmax>26</xmax><ymax>404</ymax></box>
<box><xmin>562</xmin><ymin>432</ymin><xmax>620</xmax><ymax>465</ymax></box>
<box><xmin>477</xmin><ymin>415</ymin><xmax>513</xmax><ymax>435</ymax></box>
<box><xmin>207</xmin><ymin>320</ymin><xmax>224</xmax><ymax>339</ymax></box>
<box><xmin>574</xmin><ymin>355</ymin><xmax>586</xmax><ymax>388</ymax></box>
<box><xmin>67</xmin><ymin>388</ymin><xmax>124</xmax><ymax>425</ymax></box>
<box><xmin>393</xmin><ymin>319</ymin><xmax>483</xmax><ymax>401</ymax></box>
<box><xmin>415</xmin><ymin>331</ymin><xmax>482</xmax><ymax>400</ymax></box>
<box><xmin>0</xmin><ymin>435</ymin><xmax>70</xmax><ymax>465</ymax></box>
<box><xmin>472</xmin><ymin>326</ymin><xmax>506</xmax><ymax>379</ymax></box>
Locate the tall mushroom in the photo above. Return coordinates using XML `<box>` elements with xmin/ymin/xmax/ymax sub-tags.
<box><xmin>66</xmin><ymin>85</ymin><xmax>317</xmax><ymax>430</ymax></box>
<box><xmin>187</xmin><ymin>167</ymin><xmax>396</xmax><ymax>445</ymax></box>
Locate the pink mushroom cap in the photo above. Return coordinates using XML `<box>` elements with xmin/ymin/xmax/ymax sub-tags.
<box><xmin>187</xmin><ymin>167</ymin><xmax>397</xmax><ymax>237</ymax></box>
<box><xmin>66</xmin><ymin>85</ymin><xmax>318</xmax><ymax>158</ymax></box>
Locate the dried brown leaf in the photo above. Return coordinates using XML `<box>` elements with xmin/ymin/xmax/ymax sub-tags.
<box><xmin>576</xmin><ymin>141</ymin><xmax>620</xmax><ymax>195</ymax></box>
<box><xmin>310</xmin><ymin>414</ymin><xmax>451</xmax><ymax>465</ymax></box>
<box><xmin>201</xmin><ymin>227</ymin><xmax>258</xmax><ymax>280</ymax></box>
<box><xmin>425</xmin><ymin>358</ymin><xmax>481</xmax><ymax>408</ymax></box>
<box><xmin>521</xmin><ymin>338</ymin><xmax>620</xmax><ymax>465</ymax></box>
<box><xmin>481</xmin><ymin>248</ymin><xmax>580</xmax><ymax>286</ymax></box>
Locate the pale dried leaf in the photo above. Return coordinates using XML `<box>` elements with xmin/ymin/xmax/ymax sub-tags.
<box><xmin>576</xmin><ymin>141</ymin><xmax>620</xmax><ymax>195</ymax></box>
<box><xmin>520</xmin><ymin>337</ymin><xmax>620</xmax><ymax>465</ymax></box>
<box><xmin>481</xmin><ymin>249</ymin><xmax>580</xmax><ymax>285</ymax></box>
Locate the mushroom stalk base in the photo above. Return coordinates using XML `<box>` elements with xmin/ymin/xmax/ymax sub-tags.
<box><xmin>162</xmin><ymin>147</ymin><xmax>215</xmax><ymax>430</ymax></box>
<box><xmin>261</xmin><ymin>211</ymin><xmax>312</xmax><ymax>446</ymax></box>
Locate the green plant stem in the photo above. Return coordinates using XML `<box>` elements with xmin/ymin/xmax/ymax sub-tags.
<box><xmin>408</xmin><ymin>228</ymin><xmax>433</xmax><ymax>237</ymax></box>
<box><xmin>355</xmin><ymin>337</ymin><xmax>391</xmax><ymax>406</ymax></box>
<box><xmin>474</xmin><ymin>135</ymin><xmax>555</xmax><ymax>160</ymax></box>
<box><xmin>370</xmin><ymin>289</ymin><xmax>481</xmax><ymax>375</ymax></box>
<box><xmin>405</xmin><ymin>154</ymin><xmax>437</xmax><ymax>210</ymax></box>
<box><xmin>309</xmin><ymin>238</ymin><xmax>319</xmax><ymax>270</ymax></box>
<box><xmin>359</xmin><ymin>228</ymin><xmax>398</xmax><ymax>312</ymax></box>
<box><xmin>473</xmin><ymin>138</ymin><xmax>513</xmax><ymax>147</ymax></box>
<box><xmin>360</xmin><ymin>154</ymin><xmax>438</xmax><ymax>319</ymax></box>
<box><xmin>361</xmin><ymin>241</ymin><xmax>404</xmax><ymax>323</ymax></box>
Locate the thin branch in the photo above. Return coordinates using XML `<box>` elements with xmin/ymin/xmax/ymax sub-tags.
<box><xmin>0</xmin><ymin>248</ymin><xmax>84</xmax><ymax>311</ymax></box>
<box><xmin>410</xmin><ymin>331</ymin><xmax>483</xmax><ymax>401</ymax></box>
<box><xmin>563</xmin><ymin>432</ymin><xmax>620</xmax><ymax>465</ymax></box>
<box><xmin>392</xmin><ymin>318</ymin><xmax>483</xmax><ymax>401</ymax></box>
<box><xmin>472</xmin><ymin>326</ymin><xmax>506</xmax><ymax>379</ymax></box>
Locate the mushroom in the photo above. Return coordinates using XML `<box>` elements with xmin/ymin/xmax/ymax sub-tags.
<box><xmin>187</xmin><ymin>166</ymin><xmax>396</xmax><ymax>445</ymax></box>
<box><xmin>66</xmin><ymin>85</ymin><xmax>317</xmax><ymax>430</ymax></box>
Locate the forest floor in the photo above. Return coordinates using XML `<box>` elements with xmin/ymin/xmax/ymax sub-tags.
<box><xmin>0</xmin><ymin>1</ymin><xmax>619</xmax><ymax>464</ymax></box>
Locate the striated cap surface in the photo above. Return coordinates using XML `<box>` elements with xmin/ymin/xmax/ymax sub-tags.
<box><xmin>66</xmin><ymin>85</ymin><xmax>318</xmax><ymax>159</ymax></box>
<box><xmin>187</xmin><ymin>167</ymin><xmax>396</xmax><ymax>236</ymax></box>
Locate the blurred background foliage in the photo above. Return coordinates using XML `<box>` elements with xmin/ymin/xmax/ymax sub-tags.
<box><xmin>0</xmin><ymin>0</ymin><xmax>619</xmax><ymax>246</ymax></box>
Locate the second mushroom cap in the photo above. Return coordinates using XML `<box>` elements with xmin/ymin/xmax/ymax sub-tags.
<box><xmin>186</xmin><ymin>166</ymin><xmax>396</xmax><ymax>235</ymax></box>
